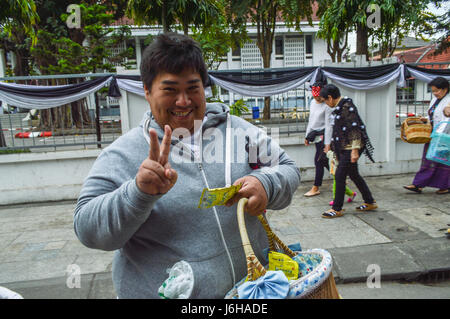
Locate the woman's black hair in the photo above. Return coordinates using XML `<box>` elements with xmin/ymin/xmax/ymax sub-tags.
<box><xmin>429</xmin><ymin>76</ymin><xmax>449</xmax><ymax>92</ymax></box>
<box><xmin>319</xmin><ymin>84</ymin><xmax>341</xmax><ymax>99</ymax></box>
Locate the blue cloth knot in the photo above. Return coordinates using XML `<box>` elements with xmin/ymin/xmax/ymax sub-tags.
<box><xmin>237</xmin><ymin>270</ymin><xmax>290</xmax><ymax>299</ymax></box>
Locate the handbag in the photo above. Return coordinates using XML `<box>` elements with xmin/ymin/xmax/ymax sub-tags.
<box><xmin>426</xmin><ymin>121</ymin><xmax>450</xmax><ymax>166</ymax></box>
<box><xmin>305</xmin><ymin>129</ymin><xmax>325</xmax><ymax>143</ymax></box>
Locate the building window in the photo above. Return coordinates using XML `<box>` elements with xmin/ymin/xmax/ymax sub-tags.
<box><xmin>275</xmin><ymin>36</ymin><xmax>284</xmax><ymax>60</ymax></box>
<box><xmin>397</xmin><ymin>79</ymin><xmax>415</xmax><ymax>102</ymax></box>
<box><xmin>275</xmin><ymin>37</ymin><xmax>284</xmax><ymax>55</ymax></box>
<box><xmin>284</xmin><ymin>36</ymin><xmax>305</xmax><ymax>67</ymax></box>
<box><xmin>305</xmin><ymin>35</ymin><xmax>313</xmax><ymax>59</ymax></box>
<box><xmin>232</xmin><ymin>45</ymin><xmax>241</xmax><ymax>61</ymax></box>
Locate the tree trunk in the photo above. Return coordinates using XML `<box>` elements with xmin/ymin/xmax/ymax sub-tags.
<box><xmin>94</xmin><ymin>92</ymin><xmax>101</xmax><ymax>148</ymax></box>
<box><xmin>262</xmin><ymin>50</ymin><xmax>271</xmax><ymax>120</ymax></box>
<box><xmin>261</xmin><ymin>28</ymin><xmax>273</xmax><ymax>120</ymax></box>
<box><xmin>356</xmin><ymin>23</ymin><xmax>369</xmax><ymax>61</ymax></box>
<box><xmin>13</xmin><ymin>49</ymin><xmax>30</xmax><ymax>76</ymax></box>
<box><xmin>162</xmin><ymin>1</ymin><xmax>169</xmax><ymax>33</ymax></box>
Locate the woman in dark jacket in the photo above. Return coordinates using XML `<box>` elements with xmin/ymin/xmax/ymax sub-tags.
<box><xmin>319</xmin><ymin>84</ymin><xmax>377</xmax><ymax>218</ymax></box>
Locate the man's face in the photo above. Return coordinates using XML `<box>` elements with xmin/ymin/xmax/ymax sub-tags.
<box><xmin>144</xmin><ymin>69</ymin><xmax>206</xmax><ymax>133</ymax></box>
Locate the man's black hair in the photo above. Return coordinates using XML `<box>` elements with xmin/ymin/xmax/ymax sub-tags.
<box><xmin>429</xmin><ymin>76</ymin><xmax>449</xmax><ymax>92</ymax></box>
<box><xmin>319</xmin><ymin>84</ymin><xmax>341</xmax><ymax>99</ymax></box>
<box><xmin>140</xmin><ymin>32</ymin><xmax>208</xmax><ymax>90</ymax></box>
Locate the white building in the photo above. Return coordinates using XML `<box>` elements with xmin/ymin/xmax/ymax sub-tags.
<box><xmin>110</xmin><ymin>11</ymin><xmax>329</xmax><ymax>71</ymax></box>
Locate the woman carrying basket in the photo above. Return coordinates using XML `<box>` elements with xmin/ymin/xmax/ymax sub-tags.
<box><xmin>403</xmin><ymin>77</ymin><xmax>450</xmax><ymax>195</ymax></box>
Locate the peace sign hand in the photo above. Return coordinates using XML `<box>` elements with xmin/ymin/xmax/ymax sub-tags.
<box><xmin>136</xmin><ymin>125</ymin><xmax>178</xmax><ymax>195</ymax></box>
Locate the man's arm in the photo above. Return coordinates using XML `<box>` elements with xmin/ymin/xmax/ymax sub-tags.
<box><xmin>74</xmin><ymin>126</ymin><xmax>177</xmax><ymax>251</ymax></box>
<box><xmin>226</xmin><ymin>126</ymin><xmax>301</xmax><ymax>214</ymax></box>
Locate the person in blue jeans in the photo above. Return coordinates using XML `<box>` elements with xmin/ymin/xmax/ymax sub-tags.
<box><xmin>319</xmin><ymin>84</ymin><xmax>377</xmax><ymax>219</ymax></box>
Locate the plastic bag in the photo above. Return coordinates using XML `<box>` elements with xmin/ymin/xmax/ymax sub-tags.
<box><xmin>158</xmin><ymin>260</ymin><xmax>194</xmax><ymax>299</ymax></box>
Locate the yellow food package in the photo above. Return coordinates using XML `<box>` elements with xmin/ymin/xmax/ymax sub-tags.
<box><xmin>197</xmin><ymin>184</ymin><xmax>241</xmax><ymax>209</ymax></box>
<box><xmin>268</xmin><ymin>251</ymin><xmax>299</xmax><ymax>281</ymax></box>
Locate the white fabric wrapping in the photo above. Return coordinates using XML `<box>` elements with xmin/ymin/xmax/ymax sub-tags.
<box><xmin>406</xmin><ymin>66</ymin><xmax>450</xmax><ymax>83</ymax></box>
<box><xmin>0</xmin><ymin>76</ymin><xmax>114</xmax><ymax>109</ymax></box>
<box><xmin>208</xmin><ymin>71</ymin><xmax>316</xmax><ymax>97</ymax></box>
<box><xmin>323</xmin><ymin>65</ymin><xmax>405</xmax><ymax>90</ymax></box>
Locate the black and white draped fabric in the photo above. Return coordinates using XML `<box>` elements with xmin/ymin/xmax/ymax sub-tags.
<box><xmin>0</xmin><ymin>76</ymin><xmax>114</xmax><ymax>109</ymax></box>
<box><xmin>1</xmin><ymin>64</ymin><xmax>449</xmax><ymax>108</ymax></box>
<box><xmin>404</xmin><ymin>65</ymin><xmax>450</xmax><ymax>83</ymax></box>
<box><xmin>208</xmin><ymin>67</ymin><xmax>317</xmax><ymax>97</ymax></box>
<box><xmin>108</xmin><ymin>75</ymin><xmax>143</xmax><ymax>97</ymax></box>
<box><xmin>318</xmin><ymin>64</ymin><xmax>407</xmax><ymax>90</ymax></box>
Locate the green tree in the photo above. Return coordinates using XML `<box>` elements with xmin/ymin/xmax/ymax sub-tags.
<box><xmin>29</xmin><ymin>2</ymin><xmax>133</xmax><ymax>130</ymax></box>
<box><xmin>0</xmin><ymin>0</ymin><xmax>39</xmax><ymax>42</ymax></box>
<box><xmin>127</xmin><ymin>0</ymin><xmax>222</xmax><ymax>35</ymax></box>
<box><xmin>316</xmin><ymin>0</ymin><xmax>351</xmax><ymax>62</ymax></box>
<box><xmin>226</xmin><ymin>0</ymin><xmax>314</xmax><ymax>120</ymax></box>
<box><xmin>0</xmin><ymin>0</ymin><xmax>39</xmax><ymax>147</ymax></box>
<box><xmin>317</xmin><ymin>0</ymin><xmax>435</xmax><ymax>61</ymax></box>
<box><xmin>0</xmin><ymin>0</ymin><xmax>39</xmax><ymax>76</ymax></box>
<box><xmin>423</xmin><ymin>1</ymin><xmax>449</xmax><ymax>55</ymax></box>
<box><xmin>191</xmin><ymin>11</ymin><xmax>246</xmax><ymax>70</ymax></box>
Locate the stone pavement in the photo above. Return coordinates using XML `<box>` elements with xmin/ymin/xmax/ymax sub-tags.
<box><xmin>0</xmin><ymin>173</ymin><xmax>449</xmax><ymax>299</ymax></box>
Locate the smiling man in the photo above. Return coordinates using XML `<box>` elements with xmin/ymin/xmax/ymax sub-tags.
<box><xmin>73</xmin><ymin>33</ymin><xmax>301</xmax><ymax>299</ymax></box>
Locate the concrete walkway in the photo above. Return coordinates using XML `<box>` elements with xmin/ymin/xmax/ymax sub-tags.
<box><xmin>0</xmin><ymin>173</ymin><xmax>448</xmax><ymax>299</ymax></box>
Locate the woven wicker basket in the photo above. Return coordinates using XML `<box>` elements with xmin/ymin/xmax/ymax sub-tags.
<box><xmin>400</xmin><ymin>117</ymin><xmax>432</xmax><ymax>144</ymax></box>
<box><xmin>225</xmin><ymin>198</ymin><xmax>340</xmax><ymax>299</ymax></box>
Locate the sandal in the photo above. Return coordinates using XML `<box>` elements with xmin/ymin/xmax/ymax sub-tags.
<box><xmin>322</xmin><ymin>209</ymin><xmax>344</xmax><ymax>219</ymax></box>
<box><xmin>436</xmin><ymin>189</ymin><xmax>449</xmax><ymax>195</ymax></box>
<box><xmin>356</xmin><ymin>202</ymin><xmax>378</xmax><ymax>211</ymax></box>
<box><xmin>403</xmin><ymin>185</ymin><xmax>422</xmax><ymax>193</ymax></box>
<box><xmin>304</xmin><ymin>191</ymin><xmax>321</xmax><ymax>197</ymax></box>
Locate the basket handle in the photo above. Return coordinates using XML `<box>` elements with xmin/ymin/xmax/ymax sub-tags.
<box><xmin>400</xmin><ymin>120</ymin><xmax>407</xmax><ymax>142</ymax></box>
<box><xmin>237</xmin><ymin>198</ymin><xmax>297</xmax><ymax>281</ymax></box>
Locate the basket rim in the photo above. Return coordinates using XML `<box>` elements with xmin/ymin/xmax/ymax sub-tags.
<box><xmin>225</xmin><ymin>248</ymin><xmax>333</xmax><ymax>299</ymax></box>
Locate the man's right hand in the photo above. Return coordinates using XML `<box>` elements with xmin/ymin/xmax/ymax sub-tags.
<box><xmin>136</xmin><ymin>125</ymin><xmax>178</xmax><ymax>195</ymax></box>
<box><xmin>304</xmin><ymin>139</ymin><xmax>309</xmax><ymax>146</ymax></box>
<box><xmin>323</xmin><ymin>144</ymin><xmax>331</xmax><ymax>153</ymax></box>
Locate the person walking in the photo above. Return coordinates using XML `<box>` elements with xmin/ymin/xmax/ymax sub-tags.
<box><xmin>319</xmin><ymin>84</ymin><xmax>377</xmax><ymax>218</ymax></box>
<box><xmin>403</xmin><ymin>77</ymin><xmax>450</xmax><ymax>195</ymax></box>
<box><xmin>303</xmin><ymin>83</ymin><xmax>332</xmax><ymax>197</ymax></box>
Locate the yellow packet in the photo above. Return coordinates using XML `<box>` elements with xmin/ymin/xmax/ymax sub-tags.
<box><xmin>268</xmin><ymin>251</ymin><xmax>299</xmax><ymax>281</ymax></box>
<box><xmin>197</xmin><ymin>184</ymin><xmax>241</xmax><ymax>209</ymax></box>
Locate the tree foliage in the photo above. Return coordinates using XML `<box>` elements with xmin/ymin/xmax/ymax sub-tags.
<box><xmin>28</xmin><ymin>1</ymin><xmax>133</xmax><ymax>130</ymax></box>
<box><xmin>316</xmin><ymin>0</ymin><xmax>350</xmax><ymax>62</ymax></box>
<box><xmin>127</xmin><ymin>0</ymin><xmax>223</xmax><ymax>35</ymax></box>
<box><xmin>226</xmin><ymin>0</ymin><xmax>314</xmax><ymax>119</ymax></box>
<box><xmin>317</xmin><ymin>0</ymin><xmax>437</xmax><ymax>61</ymax></box>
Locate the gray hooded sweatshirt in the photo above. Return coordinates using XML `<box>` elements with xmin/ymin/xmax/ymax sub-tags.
<box><xmin>74</xmin><ymin>103</ymin><xmax>301</xmax><ymax>298</ymax></box>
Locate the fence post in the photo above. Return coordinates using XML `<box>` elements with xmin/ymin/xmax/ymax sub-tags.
<box><xmin>94</xmin><ymin>91</ymin><xmax>101</xmax><ymax>149</ymax></box>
